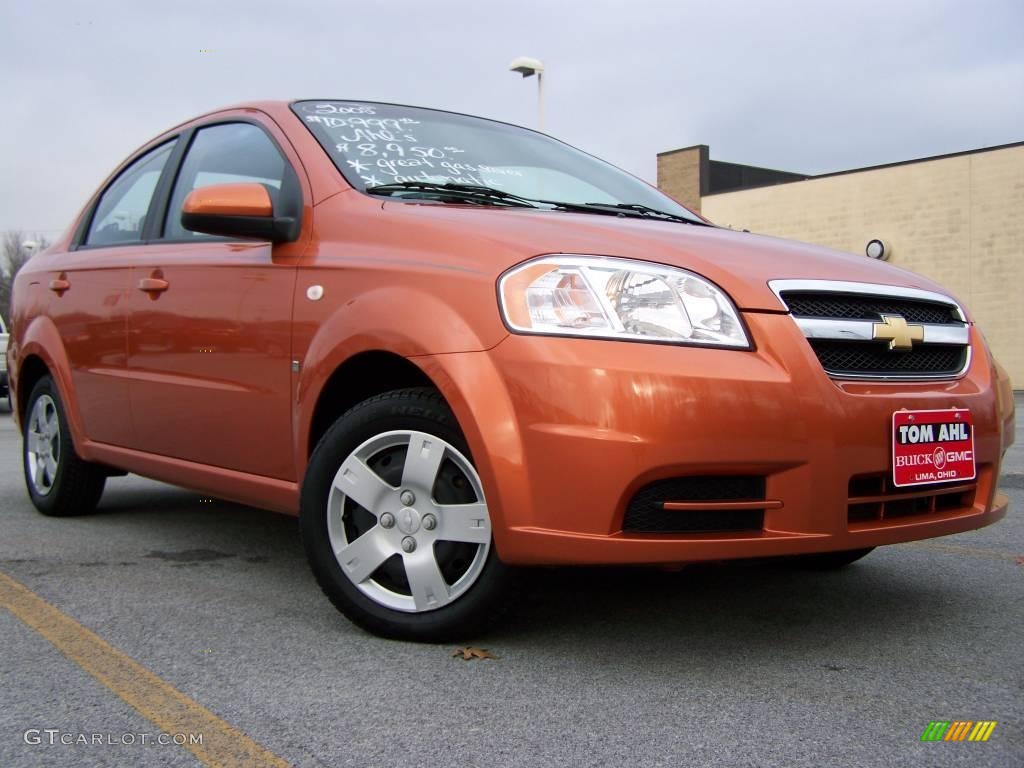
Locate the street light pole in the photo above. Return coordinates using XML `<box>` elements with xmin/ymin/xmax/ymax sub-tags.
<box><xmin>536</xmin><ymin>70</ymin><xmax>545</xmax><ymax>132</ymax></box>
<box><xmin>509</xmin><ymin>56</ymin><xmax>545</xmax><ymax>131</ymax></box>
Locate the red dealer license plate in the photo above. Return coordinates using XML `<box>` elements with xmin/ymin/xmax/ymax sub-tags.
<box><xmin>892</xmin><ymin>409</ymin><xmax>976</xmax><ymax>487</ymax></box>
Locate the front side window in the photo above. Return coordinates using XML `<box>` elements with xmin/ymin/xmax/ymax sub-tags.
<box><xmin>85</xmin><ymin>141</ymin><xmax>176</xmax><ymax>246</ymax></box>
<box><xmin>293</xmin><ymin>100</ymin><xmax>702</xmax><ymax>222</ymax></box>
<box><xmin>164</xmin><ymin>123</ymin><xmax>286</xmax><ymax>240</ymax></box>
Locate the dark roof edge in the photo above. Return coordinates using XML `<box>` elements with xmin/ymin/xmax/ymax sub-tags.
<box><xmin>709</xmin><ymin>158</ymin><xmax>809</xmax><ymax>178</ymax></box>
<box><xmin>656</xmin><ymin>144</ymin><xmax>709</xmax><ymax>157</ymax></box>
<box><xmin>703</xmin><ymin>139</ymin><xmax>1024</xmax><ymax>196</ymax></box>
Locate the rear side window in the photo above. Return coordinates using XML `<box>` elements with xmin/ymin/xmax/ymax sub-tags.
<box><xmin>163</xmin><ymin>123</ymin><xmax>286</xmax><ymax>240</ymax></box>
<box><xmin>85</xmin><ymin>141</ymin><xmax>176</xmax><ymax>246</ymax></box>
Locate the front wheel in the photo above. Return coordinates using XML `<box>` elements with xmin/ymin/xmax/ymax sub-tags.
<box><xmin>300</xmin><ymin>388</ymin><xmax>512</xmax><ymax>641</ymax></box>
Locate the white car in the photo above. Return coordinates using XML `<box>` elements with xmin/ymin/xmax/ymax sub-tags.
<box><xmin>0</xmin><ymin>314</ymin><xmax>8</xmax><ymax>409</ymax></box>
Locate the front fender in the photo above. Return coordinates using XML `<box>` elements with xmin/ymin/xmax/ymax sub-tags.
<box><xmin>293</xmin><ymin>283</ymin><xmax>508</xmax><ymax>478</ymax></box>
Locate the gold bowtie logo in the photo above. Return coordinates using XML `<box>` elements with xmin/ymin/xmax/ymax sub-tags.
<box><xmin>872</xmin><ymin>314</ymin><xmax>924</xmax><ymax>351</ymax></box>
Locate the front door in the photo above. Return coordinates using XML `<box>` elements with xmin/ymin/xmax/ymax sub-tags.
<box><xmin>125</xmin><ymin>121</ymin><xmax>303</xmax><ymax>480</ymax></box>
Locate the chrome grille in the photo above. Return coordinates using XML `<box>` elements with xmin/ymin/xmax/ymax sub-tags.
<box><xmin>769</xmin><ymin>280</ymin><xmax>971</xmax><ymax>381</ymax></box>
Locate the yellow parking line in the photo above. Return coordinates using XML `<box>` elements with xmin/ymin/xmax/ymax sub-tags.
<box><xmin>0</xmin><ymin>570</ymin><xmax>290</xmax><ymax>768</ymax></box>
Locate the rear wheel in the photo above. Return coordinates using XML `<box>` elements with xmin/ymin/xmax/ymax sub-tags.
<box><xmin>300</xmin><ymin>388</ymin><xmax>511</xmax><ymax>641</ymax></box>
<box><xmin>24</xmin><ymin>376</ymin><xmax>106</xmax><ymax>516</ymax></box>
<box><xmin>788</xmin><ymin>547</ymin><xmax>875</xmax><ymax>569</ymax></box>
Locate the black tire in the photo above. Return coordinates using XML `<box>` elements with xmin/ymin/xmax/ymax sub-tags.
<box><xmin>23</xmin><ymin>375</ymin><xmax>106</xmax><ymax>517</ymax></box>
<box><xmin>787</xmin><ymin>547</ymin><xmax>875</xmax><ymax>570</ymax></box>
<box><xmin>300</xmin><ymin>387</ymin><xmax>512</xmax><ymax>642</ymax></box>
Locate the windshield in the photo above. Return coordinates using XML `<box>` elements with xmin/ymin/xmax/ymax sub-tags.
<box><xmin>292</xmin><ymin>100</ymin><xmax>703</xmax><ymax>223</ymax></box>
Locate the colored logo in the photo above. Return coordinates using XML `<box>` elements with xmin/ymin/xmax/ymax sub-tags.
<box><xmin>872</xmin><ymin>314</ymin><xmax>924</xmax><ymax>351</ymax></box>
<box><xmin>921</xmin><ymin>721</ymin><xmax>997</xmax><ymax>742</ymax></box>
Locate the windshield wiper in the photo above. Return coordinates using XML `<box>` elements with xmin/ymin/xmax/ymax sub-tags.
<box><xmin>366</xmin><ymin>182</ymin><xmax>708</xmax><ymax>225</ymax></box>
<box><xmin>577</xmin><ymin>202</ymin><xmax>709</xmax><ymax>226</ymax></box>
<box><xmin>365</xmin><ymin>182</ymin><xmax>539</xmax><ymax>208</ymax></box>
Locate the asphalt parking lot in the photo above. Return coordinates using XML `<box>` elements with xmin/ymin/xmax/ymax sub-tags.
<box><xmin>0</xmin><ymin>397</ymin><xmax>1021</xmax><ymax>768</ymax></box>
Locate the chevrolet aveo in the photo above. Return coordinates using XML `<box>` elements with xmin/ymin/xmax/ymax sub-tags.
<box><xmin>7</xmin><ymin>101</ymin><xmax>1015</xmax><ymax>640</ymax></box>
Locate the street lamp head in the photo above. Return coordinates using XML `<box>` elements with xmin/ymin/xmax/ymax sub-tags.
<box><xmin>509</xmin><ymin>56</ymin><xmax>546</xmax><ymax>131</ymax></box>
<box><xmin>509</xmin><ymin>56</ymin><xmax>544</xmax><ymax>78</ymax></box>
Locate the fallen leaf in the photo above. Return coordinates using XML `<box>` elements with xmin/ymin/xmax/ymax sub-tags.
<box><xmin>1015</xmin><ymin>556</ymin><xmax>1024</xmax><ymax>566</ymax></box>
<box><xmin>451</xmin><ymin>647</ymin><xmax>499</xmax><ymax>661</ymax></box>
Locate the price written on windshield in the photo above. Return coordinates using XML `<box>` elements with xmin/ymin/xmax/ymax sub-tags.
<box><xmin>304</xmin><ymin>104</ymin><xmax>522</xmax><ymax>187</ymax></box>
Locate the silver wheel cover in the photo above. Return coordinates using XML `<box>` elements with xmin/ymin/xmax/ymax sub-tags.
<box><xmin>27</xmin><ymin>394</ymin><xmax>61</xmax><ymax>496</ymax></box>
<box><xmin>327</xmin><ymin>430</ymin><xmax>492</xmax><ymax>613</ymax></box>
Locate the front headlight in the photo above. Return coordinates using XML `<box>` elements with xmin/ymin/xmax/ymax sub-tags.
<box><xmin>498</xmin><ymin>255</ymin><xmax>750</xmax><ymax>348</ymax></box>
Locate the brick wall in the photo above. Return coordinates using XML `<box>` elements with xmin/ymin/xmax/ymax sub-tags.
<box><xmin>656</xmin><ymin>145</ymin><xmax>706</xmax><ymax>213</ymax></box>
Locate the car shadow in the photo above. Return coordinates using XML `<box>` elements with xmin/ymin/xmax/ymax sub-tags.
<box><xmin>475</xmin><ymin>553</ymin><xmax>998</xmax><ymax>680</ymax></box>
<box><xmin>82</xmin><ymin>479</ymin><xmax>979</xmax><ymax>661</ymax></box>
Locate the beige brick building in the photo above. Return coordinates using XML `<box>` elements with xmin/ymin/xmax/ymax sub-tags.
<box><xmin>657</xmin><ymin>142</ymin><xmax>1024</xmax><ymax>386</ymax></box>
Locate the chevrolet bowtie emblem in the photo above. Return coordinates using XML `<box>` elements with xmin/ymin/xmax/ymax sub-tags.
<box><xmin>872</xmin><ymin>314</ymin><xmax>924</xmax><ymax>351</ymax></box>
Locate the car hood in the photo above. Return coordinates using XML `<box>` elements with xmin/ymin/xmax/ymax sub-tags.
<box><xmin>378</xmin><ymin>201</ymin><xmax>964</xmax><ymax>313</ymax></box>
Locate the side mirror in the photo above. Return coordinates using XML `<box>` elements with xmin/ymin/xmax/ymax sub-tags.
<box><xmin>180</xmin><ymin>183</ymin><xmax>299</xmax><ymax>242</ymax></box>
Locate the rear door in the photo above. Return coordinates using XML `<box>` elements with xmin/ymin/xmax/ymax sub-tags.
<box><xmin>125</xmin><ymin>120</ymin><xmax>304</xmax><ymax>481</ymax></box>
<box><xmin>47</xmin><ymin>139</ymin><xmax>178</xmax><ymax>446</ymax></box>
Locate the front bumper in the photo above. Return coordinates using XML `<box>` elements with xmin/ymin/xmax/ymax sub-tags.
<box><xmin>417</xmin><ymin>312</ymin><xmax>1013</xmax><ymax>566</ymax></box>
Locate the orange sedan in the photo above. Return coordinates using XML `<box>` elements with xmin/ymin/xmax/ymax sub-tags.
<box><xmin>6</xmin><ymin>100</ymin><xmax>1015</xmax><ymax>640</ymax></box>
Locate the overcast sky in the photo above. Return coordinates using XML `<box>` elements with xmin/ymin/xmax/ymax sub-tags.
<box><xmin>2</xmin><ymin>0</ymin><xmax>1022</xmax><ymax>238</ymax></box>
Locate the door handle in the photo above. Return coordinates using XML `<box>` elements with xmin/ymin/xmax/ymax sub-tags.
<box><xmin>49</xmin><ymin>278</ymin><xmax>70</xmax><ymax>293</ymax></box>
<box><xmin>138</xmin><ymin>277</ymin><xmax>170</xmax><ymax>293</ymax></box>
